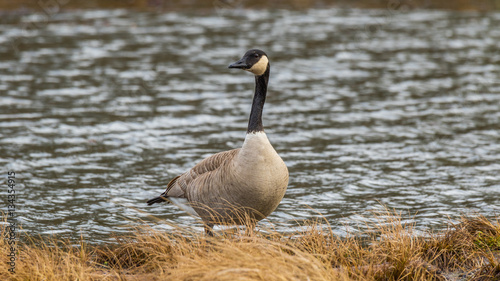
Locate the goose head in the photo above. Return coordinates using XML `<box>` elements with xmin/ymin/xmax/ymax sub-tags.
<box><xmin>228</xmin><ymin>49</ymin><xmax>269</xmax><ymax>76</ymax></box>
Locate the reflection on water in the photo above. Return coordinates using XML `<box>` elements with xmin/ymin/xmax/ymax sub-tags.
<box><xmin>1</xmin><ymin>8</ymin><xmax>499</xmax><ymax>242</ymax></box>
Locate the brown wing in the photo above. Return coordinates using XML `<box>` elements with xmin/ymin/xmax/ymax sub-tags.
<box><xmin>163</xmin><ymin>148</ymin><xmax>240</xmax><ymax>198</ymax></box>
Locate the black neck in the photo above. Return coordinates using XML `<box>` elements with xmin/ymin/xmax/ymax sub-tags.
<box><xmin>247</xmin><ymin>65</ymin><xmax>270</xmax><ymax>133</ymax></box>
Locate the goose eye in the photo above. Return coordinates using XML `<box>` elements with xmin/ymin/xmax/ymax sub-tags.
<box><xmin>254</xmin><ymin>54</ymin><xmax>259</xmax><ymax>58</ymax></box>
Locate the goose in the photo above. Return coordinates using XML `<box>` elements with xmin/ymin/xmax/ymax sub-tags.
<box><xmin>147</xmin><ymin>49</ymin><xmax>288</xmax><ymax>235</ymax></box>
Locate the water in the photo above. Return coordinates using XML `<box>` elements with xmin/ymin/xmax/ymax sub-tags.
<box><xmin>1</xmin><ymin>8</ymin><xmax>499</xmax><ymax>242</ymax></box>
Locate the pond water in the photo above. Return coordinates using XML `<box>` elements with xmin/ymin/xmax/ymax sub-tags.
<box><xmin>1</xmin><ymin>8</ymin><xmax>500</xmax><ymax>242</ymax></box>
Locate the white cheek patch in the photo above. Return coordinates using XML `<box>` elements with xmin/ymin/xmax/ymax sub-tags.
<box><xmin>247</xmin><ymin>56</ymin><xmax>269</xmax><ymax>76</ymax></box>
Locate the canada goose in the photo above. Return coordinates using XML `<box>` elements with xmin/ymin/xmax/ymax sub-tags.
<box><xmin>147</xmin><ymin>49</ymin><xmax>288</xmax><ymax>235</ymax></box>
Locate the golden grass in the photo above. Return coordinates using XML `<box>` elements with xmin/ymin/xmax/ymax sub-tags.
<box><xmin>1</xmin><ymin>210</ymin><xmax>499</xmax><ymax>281</ymax></box>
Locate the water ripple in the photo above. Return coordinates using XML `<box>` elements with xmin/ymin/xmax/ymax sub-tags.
<box><xmin>0</xmin><ymin>8</ymin><xmax>499</xmax><ymax>242</ymax></box>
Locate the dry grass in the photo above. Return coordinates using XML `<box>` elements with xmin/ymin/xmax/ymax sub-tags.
<box><xmin>1</xmin><ymin>210</ymin><xmax>499</xmax><ymax>281</ymax></box>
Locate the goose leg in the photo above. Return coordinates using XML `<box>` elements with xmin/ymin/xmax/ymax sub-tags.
<box><xmin>204</xmin><ymin>223</ymin><xmax>214</xmax><ymax>236</ymax></box>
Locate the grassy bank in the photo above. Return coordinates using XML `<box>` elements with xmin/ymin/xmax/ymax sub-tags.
<box><xmin>1</xmin><ymin>211</ymin><xmax>500</xmax><ymax>280</ymax></box>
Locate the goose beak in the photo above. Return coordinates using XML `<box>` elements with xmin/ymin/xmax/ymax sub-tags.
<box><xmin>228</xmin><ymin>58</ymin><xmax>248</xmax><ymax>69</ymax></box>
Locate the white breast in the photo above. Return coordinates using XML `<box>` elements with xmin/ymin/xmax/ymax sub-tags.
<box><xmin>235</xmin><ymin>132</ymin><xmax>287</xmax><ymax>188</ymax></box>
<box><xmin>230</xmin><ymin>131</ymin><xmax>288</xmax><ymax>217</ymax></box>
<box><xmin>239</xmin><ymin>131</ymin><xmax>276</xmax><ymax>162</ymax></box>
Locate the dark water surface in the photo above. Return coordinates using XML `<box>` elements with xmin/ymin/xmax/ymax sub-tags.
<box><xmin>1</xmin><ymin>8</ymin><xmax>500</xmax><ymax>241</ymax></box>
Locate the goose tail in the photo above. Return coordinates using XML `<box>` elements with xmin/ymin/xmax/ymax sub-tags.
<box><xmin>146</xmin><ymin>196</ymin><xmax>169</xmax><ymax>205</ymax></box>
